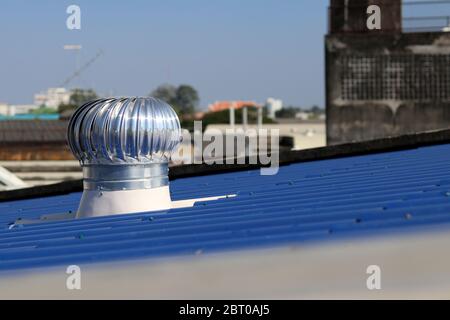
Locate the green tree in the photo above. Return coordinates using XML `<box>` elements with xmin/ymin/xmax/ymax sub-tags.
<box><xmin>30</xmin><ymin>105</ymin><xmax>58</xmax><ymax>115</ymax></box>
<box><xmin>150</xmin><ymin>84</ymin><xmax>199</xmax><ymax>116</ymax></box>
<box><xmin>151</xmin><ymin>84</ymin><xmax>177</xmax><ymax>107</ymax></box>
<box><xmin>310</xmin><ymin>105</ymin><xmax>323</xmax><ymax>114</ymax></box>
<box><xmin>275</xmin><ymin>107</ymin><xmax>300</xmax><ymax>118</ymax></box>
<box><xmin>175</xmin><ymin>85</ymin><xmax>199</xmax><ymax>115</ymax></box>
<box><xmin>58</xmin><ymin>88</ymin><xmax>98</xmax><ymax>114</ymax></box>
<box><xmin>69</xmin><ymin>88</ymin><xmax>98</xmax><ymax>106</ymax></box>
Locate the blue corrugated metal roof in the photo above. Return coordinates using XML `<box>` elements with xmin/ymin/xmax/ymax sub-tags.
<box><xmin>1</xmin><ymin>143</ymin><xmax>450</xmax><ymax>271</ymax></box>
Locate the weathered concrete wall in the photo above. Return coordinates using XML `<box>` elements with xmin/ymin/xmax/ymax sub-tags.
<box><xmin>326</xmin><ymin>32</ymin><xmax>450</xmax><ymax>145</ymax></box>
<box><xmin>329</xmin><ymin>0</ymin><xmax>401</xmax><ymax>34</ymax></box>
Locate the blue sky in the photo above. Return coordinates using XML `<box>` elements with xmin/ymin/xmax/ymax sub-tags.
<box><xmin>0</xmin><ymin>0</ymin><xmax>329</xmax><ymax>109</ymax></box>
<box><xmin>0</xmin><ymin>1</ymin><xmax>445</xmax><ymax>109</ymax></box>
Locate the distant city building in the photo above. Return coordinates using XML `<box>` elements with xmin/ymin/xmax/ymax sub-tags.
<box><xmin>265</xmin><ymin>98</ymin><xmax>283</xmax><ymax>119</ymax></box>
<box><xmin>208</xmin><ymin>101</ymin><xmax>261</xmax><ymax>112</ymax></box>
<box><xmin>0</xmin><ymin>103</ymin><xmax>8</xmax><ymax>116</ymax></box>
<box><xmin>295</xmin><ymin>111</ymin><xmax>309</xmax><ymax>121</ymax></box>
<box><xmin>8</xmin><ymin>105</ymin><xmax>39</xmax><ymax>116</ymax></box>
<box><xmin>295</xmin><ymin>111</ymin><xmax>326</xmax><ymax>121</ymax></box>
<box><xmin>0</xmin><ymin>103</ymin><xmax>39</xmax><ymax>116</ymax></box>
<box><xmin>205</xmin><ymin>122</ymin><xmax>326</xmax><ymax>151</ymax></box>
<box><xmin>0</xmin><ymin>120</ymin><xmax>72</xmax><ymax>160</ymax></box>
<box><xmin>34</xmin><ymin>88</ymin><xmax>71</xmax><ymax>109</ymax></box>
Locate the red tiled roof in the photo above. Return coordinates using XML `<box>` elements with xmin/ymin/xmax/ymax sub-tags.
<box><xmin>208</xmin><ymin>101</ymin><xmax>261</xmax><ymax>112</ymax></box>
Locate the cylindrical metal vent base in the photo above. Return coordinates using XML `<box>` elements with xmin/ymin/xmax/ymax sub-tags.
<box><xmin>76</xmin><ymin>186</ymin><xmax>172</xmax><ymax>218</ymax></box>
<box><xmin>67</xmin><ymin>97</ymin><xmax>181</xmax><ymax>218</ymax></box>
<box><xmin>82</xmin><ymin>163</ymin><xmax>168</xmax><ymax>191</ymax></box>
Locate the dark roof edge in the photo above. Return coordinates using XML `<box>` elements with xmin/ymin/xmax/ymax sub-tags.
<box><xmin>1</xmin><ymin>128</ymin><xmax>450</xmax><ymax>202</ymax></box>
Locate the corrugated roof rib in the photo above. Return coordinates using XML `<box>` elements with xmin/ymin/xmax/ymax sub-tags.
<box><xmin>1</xmin><ymin>144</ymin><xmax>450</xmax><ymax>271</ymax></box>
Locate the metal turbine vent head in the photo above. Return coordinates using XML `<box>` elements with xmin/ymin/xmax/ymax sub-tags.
<box><xmin>67</xmin><ymin>97</ymin><xmax>182</xmax><ymax>218</ymax></box>
<box><xmin>68</xmin><ymin>97</ymin><xmax>181</xmax><ymax>165</ymax></box>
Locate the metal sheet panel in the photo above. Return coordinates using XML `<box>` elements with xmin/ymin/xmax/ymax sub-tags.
<box><xmin>1</xmin><ymin>144</ymin><xmax>450</xmax><ymax>271</ymax></box>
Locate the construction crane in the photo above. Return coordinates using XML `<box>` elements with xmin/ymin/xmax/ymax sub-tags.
<box><xmin>60</xmin><ymin>49</ymin><xmax>104</xmax><ymax>88</ymax></box>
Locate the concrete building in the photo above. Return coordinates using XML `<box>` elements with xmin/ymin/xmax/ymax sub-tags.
<box><xmin>326</xmin><ymin>0</ymin><xmax>450</xmax><ymax>144</ymax></box>
<box><xmin>0</xmin><ymin>120</ymin><xmax>79</xmax><ymax>187</ymax></box>
<box><xmin>0</xmin><ymin>120</ymin><xmax>73</xmax><ymax>161</ymax></box>
<box><xmin>34</xmin><ymin>87</ymin><xmax>71</xmax><ymax>109</ymax></box>
<box><xmin>205</xmin><ymin>122</ymin><xmax>326</xmax><ymax>151</ymax></box>
<box><xmin>265</xmin><ymin>98</ymin><xmax>283</xmax><ymax>119</ymax></box>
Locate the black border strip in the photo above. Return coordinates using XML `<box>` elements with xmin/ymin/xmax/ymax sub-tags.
<box><xmin>1</xmin><ymin>128</ymin><xmax>450</xmax><ymax>202</ymax></box>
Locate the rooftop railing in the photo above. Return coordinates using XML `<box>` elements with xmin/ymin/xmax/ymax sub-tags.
<box><xmin>403</xmin><ymin>1</ymin><xmax>450</xmax><ymax>32</ymax></box>
<box><xmin>328</xmin><ymin>0</ymin><xmax>450</xmax><ymax>34</ymax></box>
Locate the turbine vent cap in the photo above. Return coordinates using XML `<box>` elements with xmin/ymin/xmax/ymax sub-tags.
<box><xmin>67</xmin><ymin>97</ymin><xmax>181</xmax><ymax>165</ymax></box>
<box><xmin>67</xmin><ymin>97</ymin><xmax>182</xmax><ymax>218</ymax></box>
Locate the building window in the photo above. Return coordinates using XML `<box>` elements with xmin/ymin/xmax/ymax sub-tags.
<box><xmin>340</xmin><ymin>54</ymin><xmax>450</xmax><ymax>101</ymax></box>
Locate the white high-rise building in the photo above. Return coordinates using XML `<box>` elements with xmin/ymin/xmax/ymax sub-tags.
<box><xmin>0</xmin><ymin>103</ymin><xmax>8</xmax><ymax>116</ymax></box>
<box><xmin>34</xmin><ymin>88</ymin><xmax>71</xmax><ymax>109</ymax></box>
<box><xmin>266</xmin><ymin>98</ymin><xmax>283</xmax><ymax>119</ymax></box>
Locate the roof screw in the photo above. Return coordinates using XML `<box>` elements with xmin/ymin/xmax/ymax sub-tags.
<box><xmin>405</xmin><ymin>213</ymin><xmax>413</xmax><ymax>220</ymax></box>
